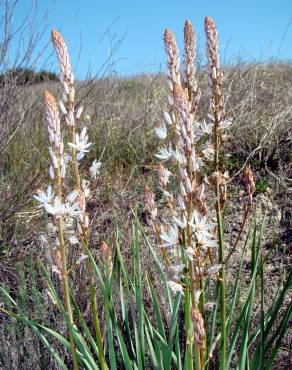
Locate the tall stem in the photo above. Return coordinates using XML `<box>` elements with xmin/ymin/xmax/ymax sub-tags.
<box><xmin>56</xmin><ymin>169</ymin><xmax>79</xmax><ymax>370</ymax></box>
<box><xmin>185</xmin><ymin>288</ymin><xmax>194</xmax><ymax>370</ymax></box>
<box><xmin>214</xmin><ymin>115</ymin><xmax>226</xmax><ymax>370</ymax></box>
<box><xmin>57</xmin><ymin>218</ymin><xmax>79</xmax><ymax>370</ymax></box>
<box><xmin>70</xmin><ymin>126</ymin><xmax>107</xmax><ymax>370</ymax></box>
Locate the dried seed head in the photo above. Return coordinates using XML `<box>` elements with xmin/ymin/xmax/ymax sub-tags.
<box><xmin>244</xmin><ymin>166</ymin><xmax>255</xmax><ymax>205</ymax></box>
<box><xmin>191</xmin><ymin>308</ymin><xmax>206</xmax><ymax>347</ymax></box>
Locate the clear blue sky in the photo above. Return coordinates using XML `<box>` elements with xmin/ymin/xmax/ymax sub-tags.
<box><xmin>8</xmin><ymin>0</ymin><xmax>292</xmax><ymax>77</ymax></box>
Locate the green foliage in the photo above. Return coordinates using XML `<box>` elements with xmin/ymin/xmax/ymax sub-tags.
<box><xmin>0</xmin><ymin>67</ymin><xmax>59</xmax><ymax>85</ymax></box>
<box><xmin>0</xmin><ymin>219</ymin><xmax>290</xmax><ymax>369</ymax></box>
<box><xmin>255</xmin><ymin>177</ymin><xmax>268</xmax><ymax>193</ymax></box>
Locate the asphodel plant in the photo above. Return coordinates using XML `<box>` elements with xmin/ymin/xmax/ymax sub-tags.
<box><xmin>50</xmin><ymin>30</ymin><xmax>107</xmax><ymax>370</ymax></box>
<box><xmin>32</xmin><ymin>31</ymin><xmax>105</xmax><ymax>370</ymax></box>
<box><xmin>41</xmin><ymin>90</ymin><xmax>80</xmax><ymax>370</ymax></box>
<box><xmin>148</xmin><ymin>17</ymin><xmax>232</xmax><ymax>370</ymax></box>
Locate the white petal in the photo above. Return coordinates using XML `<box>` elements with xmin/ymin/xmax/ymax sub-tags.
<box><xmin>164</xmin><ymin>111</ymin><xmax>173</xmax><ymax>125</ymax></box>
<box><xmin>155</xmin><ymin>124</ymin><xmax>167</xmax><ymax>140</ymax></box>
<box><xmin>59</xmin><ymin>100</ymin><xmax>67</xmax><ymax>115</ymax></box>
<box><xmin>76</xmin><ymin>106</ymin><xmax>84</xmax><ymax>120</ymax></box>
<box><xmin>80</xmin><ymin>127</ymin><xmax>87</xmax><ymax>140</ymax></box>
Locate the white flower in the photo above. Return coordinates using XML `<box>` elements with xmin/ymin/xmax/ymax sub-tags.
<box><xmin>197</xmin><ymin>235</ymin><xmax>217</xmax><ymax>249</ymax></box>
<box><xmin>76</xmin><ymin>253</ymin><xmax>88</xmax><ymax>265</ymax></box>
<box><xmin>34</xmin><ymin>185</ymin><xmax>54</xmax><ymax>206</ymax></box>
<box><xmin>155</xmin><ymin>146</ymin><xmax>173</xmax><ymax>161</ymax></box>
<box><xmin>168</xmin><ymin>281</ymin><xmax>184</xmax><ymax>295</ymax></box>
<box><xmin>206</xmin><ymin>264</ymin><xmax>222</xmax><ymax>276</ymax></box>
<box><xmin>160</xmin><ymin>225</ymin><xmax>178</xmax><ymax>247</ymax></box>
<box><xmin>177</xmin><ymin>195</ymin><xmax>186</xmax><ymax>210</ymax></box>
<box><xmin>76</xmin><ymin>151</ymin><xmax>85</xmax><ymax>161</ymax></box>
<box><xmin>171</xmin><ymin>264</ymin><xmax>184</xmax><ymax>279</ymax></box>
<box><xmin>160</xmin><ymin>187</ymin><xmax>172</xmax><ymax>199</ymax></box>
<box><xmin>81</xmin><ymin>179</ymin><xmax>90</xmax><ymax>198</ymax></box>
<box><xmin>173</xmin><ymin>215</ymin><xmax>187</xmax><ymax>229</ymax></box>
<box><xmin>89</xmin><ymin>159</ymin><xmax>102</xmax><ymax>179</ymax></box>
<box><xmin>158</xmin><ymin>164</ymin><xmax>172</xmax><ymax>187</ymax></box>
<box><xmin>68</xmin><ymin>130</ymin><xmax>91</xmax><ymax>160</ymax></box>
<box><xmin>68</xmin><ymin>236</ymin><xmax>79</xmax><ymax>245</ymax></box>
<box><xmin>44</xmin><ymin>197</ymin><xmax>80</xmax><ymax>219</ymax></box>
<box><xmin>45</xmin><ymin>196</ymin><xmax>64</xmax><ymax>217</ymax></box>
<box><xmin>202</xmin><ymin>145</ymin><xmax>215</xmax><ymax>160</ymax></box>
<box><xmin>66</xmin><ymin>190</ymin><xmax>79</xmax><ymax>203</ymax></box>
<box><xmin>64</xmin><ymin>153</ymin><xmax>72</xmax><ymax>164</ymax></box>
<box><xmin>185</xmin><ymin>247</ymin><xmax>195</xmax><ymax>260</ymax></box>
<box><xmin>189</xmin><ymin>210</ymin><xmax>216</xmax><ymax>239</ymax></box>
<box><xmin>219</xmin><ymin>118</ymin><xmax>233</xmax><ymax>131</ymax></box>
<box><xmin>65</xmin><ymin>202</ymin><xmax>81</xmax><ymax>219</ymax></box>
<box><xmin>194</xmin><ymin>120</ymin><xmax>212</xmax><ymax>137</ymax></box>
<box><xmin>173</xmin><ymin>150</ymin><xmax>186</xmax><ymax>165</ymax></box>
<box><xmin>155</xmin><ymin>123</ymin><xmax>167</xmax><ymax>140</ymax></box>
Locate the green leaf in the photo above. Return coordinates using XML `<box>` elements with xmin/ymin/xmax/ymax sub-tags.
<box><xmin>0</xmin><ymin>285</ymin><xmax>17</xmax><ymax>306</ymax></box>
<box><xmin>226</xmin><ymin>228</ymin><xmax>250</xmax><ymax>338</ymax></box>
<box><xmin>226</xmin><ymin>225</ymin><xmax>261</xmax><ymax>369</ymax></box>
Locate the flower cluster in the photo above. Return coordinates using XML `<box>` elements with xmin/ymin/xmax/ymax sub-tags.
<box><xmin>148</xmin><ymin>21</ymin><xmax>223</xmax><ymax>299</ymax></box>
<box><xmin>44</xmin><ymin>90</ymin><xmax>67</xmax><ymax>181</ymax></box>
<box><xmin>34</xmin><ymin>31</ymin><xmax>102</xmax><ymax>248</ymax></box>
<box><xmin>50</xmin><ymin>29</ymin><xmax>102</xmax><ymax>240</ymax></box>
<box><xmin>152</xmin><ymin>19</ymin><xmax>234</xmax><ymax>287</ymax></box>
<box><xmin>145</xmin><ymin>17</ymin><xmax>233</xmax><ymax>363</ymax></box>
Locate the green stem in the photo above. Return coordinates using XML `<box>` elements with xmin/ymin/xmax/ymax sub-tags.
<box><xmin>88</xmin><ymin>256</ymin><xmax>108</xmax><ymax>370</ymax></box>
<box><xmin>57</xmin><ymin>217</ymin><xmax>79</xmax><ymax>370</ymax></box>
<box><xmin>55</xmin><ymin>163</ymin><xmax>79</xmax><ymax>370</ymax></box>
<box><xmin>215</xmin><ymin>184</ymin><xmax>226</xmax><ymax>370</ymax></box>
<box><xmin>185</xmin><ymin>288</ymin><xmax>194</xmax><ymax>370</ymax></box>
<box><xmin>212</xmin><ymin>85</ymin><xmax>227</xmax><ymax>369</ymax></box>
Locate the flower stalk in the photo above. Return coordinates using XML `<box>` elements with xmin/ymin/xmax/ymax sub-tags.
<box><xmin>43</xmin><ymin>90</ymin><xmax>79</xmax><ymax>370</ymax></box>
<box><xmin>157</xmin><ymin>22</ymin><xmax>220</xmax><ymax>370</ymax></box>
<box><xmin>204</xmin><ymin>16</ymin><xmax>226</xmax><ymax>370</ymax></box>
<box><xmin>51</xmin><ymin>30</ymin><xmax>107</xmax><ymax>370</ymax></box>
